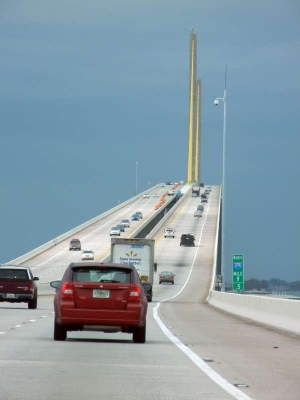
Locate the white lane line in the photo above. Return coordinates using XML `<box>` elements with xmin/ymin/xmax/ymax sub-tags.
<box><xmin>0</xmin><ymin>332</ymin><xmax>6</xmax><ymax>335</ymax></box>
<box><xmin>15</xmin><ymin>325</ymin><xmax>22</xmax><ymax>328</ymax></box>
<box><xmin>153</xmin><ymin>193</ymin><xmax>252</xmax><ymax>400</ymax></box>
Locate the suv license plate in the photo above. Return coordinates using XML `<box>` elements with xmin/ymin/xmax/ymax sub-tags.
<box><xmin>6</xmin><ymin>294</ymin><xmax>15</xmax><ymax>299</ymax></box>
<box><xmin>93</xmin><ymin>290</ymin><xmax>110</xmax><ymax>298</ymax></box>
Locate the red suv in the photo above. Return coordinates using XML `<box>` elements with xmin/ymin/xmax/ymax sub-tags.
<box><xmin>0</xmin><ymin>265</ymin><xmax>39</xmax><ymax>309</ymax></box>
<box><xmin>50</xmin><ymin>262</ymin><xmax>148</xmax><ymax>343</ymax></box>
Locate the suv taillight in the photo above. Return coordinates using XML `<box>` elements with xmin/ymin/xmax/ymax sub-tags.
<box><xmin>61</xmin><ymin>282</ymin><xmax>74</xmax><ymax>300</ymax></box>
<box><xmin>128</xmin><ymin>284</ymin><xmax>141</xmax><ymax>302</ymax></box>
<box><xmin>29</xmin><ymin>281</ymin><xmax>34</xmax><ymax>293</ymax></box>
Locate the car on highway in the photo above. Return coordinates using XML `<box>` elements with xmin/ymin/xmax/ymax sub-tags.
<box><xmin>201</xmin><ymin>193</ymin><xmax>207</xmax><ymax>199</ymax></box>
<box><xmin>180</xmin><ymin>234</ymin><xmax>195</xmax><ymax>247</ymax></box>
<box><xmin>131</xmin><ymin>214</ymin><xmax>140</xmax><ymax>221</ymax></box>
<box><xmin>110</xmin><ymin>226</ymin><xmax>121</xmax><ymax>236</ymax></box>
<box><xmin>164</xmin><ymin>228</ymin><xmax>175</xmax><ymax>238</ymax></box>
<box><xmin>116</xmin><ymin>224</ymin><xmax>125</xmax><ymax>232</ymax></box>
<box><xmin>120</xmin><ymin>219</ymin><xmax>130</xmax><ymax>228</ymax></box>
<box><xmin>69</xmin><ymin>238</ymin><xmax>81</xmax><ymax>251</ymax></box>
<box><xmin>161</xmin><ymin>183</ymin><xmax>166</xmax><ymax>187</ymax></box>
<box><xmin>141</xmin><ymin>280</ymin><xmax>153</xmax><ymax>302</ymax></box>
<box><xmin>135</xmin><ymin>211</ymin><xmax>143</xmax><ymax>219</ymax></box>
<box><xmin>50</xmin><ymin>262</ymin><xmax>148</xmax><ymax>343</ymax></box>
<box><xmin>201</xmin><ymin>197</ymin><xmax>208</xmax><ymax>203</ymax></box>
<box><xmin>204</xmin><ymin>189</ymin><xmax>210</xmax><ymax>195</ymax></box>
<box><xmin>0</xmin><ymin>265</ymin><xmax>39</xmax><ymax>309</ymax></box>
<box><xmin>153</xmin><ymin>193</ymin><xmax>160</xmax><ymax>198</ymax></box>
<box><xmin>81</xmin><ymin>250</ymin><xmax>94</xmax><ymax>260</ymax></box>
<box><xmin>197</xmin><ymin>205</ymin><xmax>204</xmax><ymax>212</ymax></box>
<box><xmin>187</xmin><ymin>232</ymin><xmax>195</xmax><ymax>238</ymax></box>
<box><xmin>159</xmin><ymin>271</ymin><xmax>175</xmax><ymax>285</ymax></box>
<box><xmin>194</xmin><ymin>210</ymin><xmax>202</xmax><ymax>217</ymax></box>
<box><xmin>142</xmin><ymin>194</ymin><xmax>150</xmax><ymax>199</ymax></box>
<box><xmin>168</xmin><ymin>190</ymin><xmax>175</xmax><ymax>196</ymax></box>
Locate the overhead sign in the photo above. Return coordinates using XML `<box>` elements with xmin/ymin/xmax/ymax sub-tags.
<box><xmin>232</xmin><ymin>254</ymin><xmax>244</xmax><ymax>291</ymax></box>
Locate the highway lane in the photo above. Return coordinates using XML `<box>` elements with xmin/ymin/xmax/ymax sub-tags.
<box><xmin>21</xmin><ymin>185</ymin><xmax>171</xmax><ymax>293</ymax></box>
<box><xmin>1</xmin><ymin>185</ymin><xmax>300</xmax><ymax>399</ymax></box>
<box><xmin>153</xmin><ymin>186</ymin><xmax>300</xmax><ymax>400</ymax></box>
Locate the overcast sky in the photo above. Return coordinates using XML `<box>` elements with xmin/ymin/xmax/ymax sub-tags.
<box><xmin>0</xmin><ymin>0</ymin><xmax>299</xmax><ymax>282</ymax></box>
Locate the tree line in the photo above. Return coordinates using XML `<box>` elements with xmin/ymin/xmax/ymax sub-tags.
<box><xmin>243</xmin><ymin>279</ymin><xmax>300</xmax><ymax>291</ymax></box>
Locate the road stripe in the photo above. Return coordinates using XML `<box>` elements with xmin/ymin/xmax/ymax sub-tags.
<box><xmin>153</xmin><ymin>190</ymin><xmax>252</xmax><ymax>400</ymax></box>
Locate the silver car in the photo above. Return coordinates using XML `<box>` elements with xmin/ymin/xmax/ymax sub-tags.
<box><xmin>120</xmin><ymin>219</ymin><xmax>130</xmax><ymax>228</ymax></box>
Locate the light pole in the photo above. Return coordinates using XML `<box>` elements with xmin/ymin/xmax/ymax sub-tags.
<box><xmin>135</xmin><ymin>161</ymin><xmax>139</xmax><ymax>196</ymax></box>
<box><xmin>214</xmin><ymin>65</ymin><xmax>227</xmax><ymax>292</ymax></box>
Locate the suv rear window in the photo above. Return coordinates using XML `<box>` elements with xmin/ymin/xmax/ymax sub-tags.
<box><xmin>72</xmin><ymin>268</ymin><xmax>131</xmax><ymax>284</ymax></box>
<box><xmin>0</xmin><ymin>269</ymin><xmax>29</xmax><ymax>280</ymax></box>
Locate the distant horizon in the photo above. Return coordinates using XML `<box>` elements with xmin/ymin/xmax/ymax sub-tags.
<box><xmin>1</xmin><ymin>1</ymin><xmax>299</xmax><ymax>281</ymax></box>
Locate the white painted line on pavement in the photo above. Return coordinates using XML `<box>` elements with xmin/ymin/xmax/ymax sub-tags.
<box><xmin>153</xmin><ymin>192</ymin><xmax>252</xmax><ymax>400</ymax></box>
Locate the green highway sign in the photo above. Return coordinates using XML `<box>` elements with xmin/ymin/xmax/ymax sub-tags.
<box><xmin>232</xmin><ymin>254</ymin><xmax>244</xmax><ymax>291</ymax></box>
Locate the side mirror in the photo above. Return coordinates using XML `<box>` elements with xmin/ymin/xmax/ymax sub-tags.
<box><xmin>50</xmin><ymin>281</ymin><xmax>61</xmax><ymax>289</ymax></box>
<box><xmin>154</xmin><ymin>263</ymin><xmax>157</xmax><ymax>273</ymax></box>
<box><xmin>33</xmin><ymin>277</ymin><xmax>39</xmax><ymax>281</ymax></box>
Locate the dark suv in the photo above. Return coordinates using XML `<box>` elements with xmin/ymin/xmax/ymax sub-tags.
<box><xmin>69</xmin><ymin>238</ymin><xmax>81</xmax><ymax>251</ymax></box>
<box><xmin>180</xmin><ymin>234</ymin><xmax>195</xmax><ymax>247</ymax></box>
<box><xmin>50</xmin><ymin>262</ymin><xmax>148</xmax><ymax>343</ymax></box>
<box><xmin>0</xmin><ymin>265</ymin><xmax>39</xmax><ymax>309</ymax></box>
<box><xmin>141</xmin><ymin>281</ymin><xmax>152</xmax><ymax>302</ymax></box>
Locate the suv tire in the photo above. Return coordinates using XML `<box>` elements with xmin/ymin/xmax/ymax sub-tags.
<box><xmin>133</xmin><ymin>323</ymin><xmax>146</xmax><ymax>343</ymax></box>
<box><xmin>28</xmin><ymin>294</ymin><xmax>37</xmax><ymax>309</ymax></box>
<box><xmin>54</xmin><ymin>320</ymin><xmax>67</xmax><ymax>341</ymax></box>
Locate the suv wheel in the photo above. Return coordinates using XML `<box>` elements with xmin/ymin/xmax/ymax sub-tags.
<box><xmin>133</xmin><ymin>323</ymin><xmax>146</xmax><ymax>343</ymax></box>
<box><xmin>54</xmin><ymin>320</ymin><xmax>67</xmax><ymax>341</ymax></box>
<box><xmin>28</xmin><ymin>294</ymin><xmax>37</xmax><ymax>309</ymax></box>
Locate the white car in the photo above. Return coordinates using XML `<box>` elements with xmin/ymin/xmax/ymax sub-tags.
<box><xmin>164</xmin><ymin>228</ymin><xmax>175</xmax><ymax>238</ymax></box>
<box><xmin>161</xmin><ymin>184</ymin><xmax>166</xmax><ymax>187</ymax></box>
<box><xmin>110</xmin><ymin>226</ymin><xmax>121</xmax><ymax>236</ymax></box>
<box><xmin>143</xmin><ymin>194</ymin><xmax>150</xmax><ymax>199</ymax></box>
<box><xmin>187</xmin><ymin>232</ymin><xmax>195</xmax><ymax>238</ymax></box>
<box><xmin>153</xmin><ymin>193</ymin><xmax>159</xmax><ymax>198</ymax></box>
<box><xmin>81</xmin><ymin>250</ymin><xmax>94</xmax><ymax>260</ymax></box>
<box><xmin>194</xmin><ymin>210</ymin><xmax>202</xmax><ymax>217</ymax></box>
<box><xmin>168</xmin><ymin>190</ymin><xmax>175</xmax><ymax>196</ymax></box>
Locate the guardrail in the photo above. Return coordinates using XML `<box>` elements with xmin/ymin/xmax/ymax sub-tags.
<box><xmin>8</xmin><ymin>184</ymin><xmax>162</xmax><ymax>265</ymax></box>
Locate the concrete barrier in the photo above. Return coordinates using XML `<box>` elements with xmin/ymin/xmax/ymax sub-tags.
<box><xmin>207</xmin><ymin>290</ymin><xmax>300</xmax><ymax>335</ymax></box>
<box><xmin>9</xmin><ymin>184</ymin><xmax>162</xmax><ymax>265</ymax></box>
<box><xmin>147</xmin><ymin>184</ymin><xmax>192</xmax><ymax>239</ymax></box>
<box><xmin>206</xmin><ymin>186</ymin><xmax>300</xmax><ymax>336</ymax></box>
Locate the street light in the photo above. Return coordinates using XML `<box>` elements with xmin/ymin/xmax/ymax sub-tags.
<box><xmin>135</xmin><ymin>161</ymin><xmax>139</xmax><ymax>196</ymax></box>
<box><xmin>214</xmin><ymin>65</ymin><xmax>227</xmax><ymax>292</ymax></box>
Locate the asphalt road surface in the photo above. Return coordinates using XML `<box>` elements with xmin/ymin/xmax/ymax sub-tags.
<box><xmin>1</xmin><ymin>186</ymin><xmax>300</xmax><ymax>400</ymax></box>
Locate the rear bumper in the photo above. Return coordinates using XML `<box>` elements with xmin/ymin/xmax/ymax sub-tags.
<box><xmin>0</xmin><ymin>293</ymin><xmax>34</xmax><ymax>302</ymax></box>
<box><xmin>56</xmin><ymin>304</ymin><xmax>146</xmax><ymax>329</ymax></box>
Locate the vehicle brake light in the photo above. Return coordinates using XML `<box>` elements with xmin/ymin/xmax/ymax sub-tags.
<box><xmin>128</xmin><ymin>284</ymin><xmax>141</xmax><ymax>302</ymax></box>
<box><xmin>61</xmin><ymin>282</ymin><xmax>74</xmax><ymax>300</ymax></box>
<box><xmin>29</xmin><ymin>281</ymin><xmax>34</xmax><ymax>293</ymax></box>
